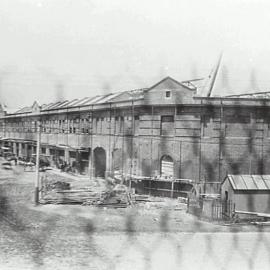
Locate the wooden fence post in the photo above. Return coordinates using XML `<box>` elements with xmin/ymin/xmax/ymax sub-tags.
<box><xmin>171</xmin><ymin>180</ymin><xmax>174</xmax><ymax>198</ymax></box>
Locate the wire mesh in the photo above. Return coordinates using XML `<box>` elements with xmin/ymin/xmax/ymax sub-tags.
<box><xmin>1</xmin><ymin>72</ymin><xmax>270</xmax><ymax>270</ymax></box>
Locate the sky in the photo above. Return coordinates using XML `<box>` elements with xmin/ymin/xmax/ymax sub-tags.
<box><xmin>1</xmin><ymin>0</ymin><xmax>270</xmax><ymax>109</ymax></box>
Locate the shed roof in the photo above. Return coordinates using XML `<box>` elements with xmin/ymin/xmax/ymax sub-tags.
<box><xmin>225</xmin><ymin>175</ymin><xmax>270</xmax><ymax>191</ymax></box>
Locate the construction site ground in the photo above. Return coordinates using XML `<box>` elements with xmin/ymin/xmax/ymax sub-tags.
<box><xmin>1</xmin><ymin>159</ymin><xmax>270</xmax><ymax>270</ymax></box>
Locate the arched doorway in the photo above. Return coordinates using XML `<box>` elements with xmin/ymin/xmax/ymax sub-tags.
<box><xmin>160</xmin><ymin>155</ymin><xmax>174</xmax><ymax>178</ymax></box>
<box><xmin>94</xmin><ymin>147</ymin><xmax>106</xmax><ymax>178</ymax></box>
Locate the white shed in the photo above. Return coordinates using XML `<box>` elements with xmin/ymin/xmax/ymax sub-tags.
<box><xmin>221</xmin><ymin>175</ymin><xmax>270</xmax><ymax>214</ymax></box>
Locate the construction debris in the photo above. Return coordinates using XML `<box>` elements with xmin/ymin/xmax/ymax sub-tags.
<box><xmin>134</xmin><ymin>195</ymin><xmax>151</xmax><ymax>202</ymax></box>
<box><xmin>40</xmin><ymin>190</ymin><xmax>107</xmax><ymax>205</ymax></box>
<box><xmin>39</xmin><ymin>171</ymin><xmax>187</xmax><ymax>210</ymax></box>
<box><xmin>251</xmin><ymin>221</ymin><xmax>270</xmax><ymax>226</ymax></box>
<box><xmin>40</xmin><ymin>187</ymin><xmax>131</xmax><ymax>207</ymax></box>
<box><xmin>43</xmin><ymin>181</ymin><xmax>71</xmax><ymax>192</ymax></box>
<box><xmin>40</xmin><ymin>172</ymin><xmax>132</xmax><ymax>208</ymax></box>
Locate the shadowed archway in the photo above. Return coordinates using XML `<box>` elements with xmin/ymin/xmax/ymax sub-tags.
<box><xmin>94</xmin><ymin>147</ymin><xmax>106</xmax><ymax>178</ymax></box>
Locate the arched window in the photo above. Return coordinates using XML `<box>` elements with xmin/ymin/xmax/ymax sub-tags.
<box><xmin>160</xmin><ymin>155</ymin><xmax>174</xmax><ymax>178</ymax></box>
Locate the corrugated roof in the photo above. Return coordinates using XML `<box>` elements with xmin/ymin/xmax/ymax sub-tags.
<box><xmin>252</xmin><ymin>175</ymin><xmax>268</xmax><ymax>189</ymax></box>
<box><xmin>12</xmin><ymin>87</ymin><xmax>146</xmax><ymax>114</ymax></box>
<box><xmin>15</xmin><ymin>106</ymin><xmax>32</xmax><ymax>114</ymax></box>
<box><xmin>262</xmin><ymin>176</ymin><xmax>270</xmax><ymax>189</ymax></box>
<box><xmin>81</xmin><ymin>96</ymin><xmax>101</xmax><ymax>106</ymax></box>
<box><xmin>226</xmin><ymin>175</ymin><xmax>270</xmax><ymax>190</ymax></box>
<box><xmin>63</xmin><ymin>99</ymin><xmax>79</xmax><ymax>107</ymax></box>
<box><xmin>85</xmin><ymin>95</ymin><xmax>105</xmax><ymax>105</ymax></box>
<box><xmin>226</xmin><ymin>92</ymin><xmax>270</xmax><ymax>99</ymax></box>
<box><xmin>95</xmin><ymin>93</ymin><xmax>117</xmax><ymax>104</ymax></box>
<box><xmin>41</xmin><ymin>103</ymin><xmax>53</xmax><ymax>110</ymax></box>
<box><xmin>87</xmin><ymin>94</ymin><xmax>111</xmax><ymax>104</ymax></box>
<box><xmin>55</xmin><ymin>100</ymin><xmax>73</xmax><ymax>109</ymax></box>
<box><xmin>76</xmin><ymin>97</ymin><xmax>95</xmax><ymax>106</ymax></box>
<box><xmin>44</xmin><ymin>102</ymin><xmax>60</xmax><ymax>110</ymax></box>
<box><xmin>242</xmin><ymin>175</ymin><xmax>258</xmax><ymax>189</ymax></box>
<box><xmin>49</xmin><ymin>100</ymin><xmax>69</xmax><ymax>110</ymax></box>
<box><xmin>71</xmin><ymin>97</ymin><xmax>91</xmax><ymax>107</ymax></box>
<box><xmin>230</xmin><ymin>175</ymin><xmax>247</xmax><ymax>190</ymax></box>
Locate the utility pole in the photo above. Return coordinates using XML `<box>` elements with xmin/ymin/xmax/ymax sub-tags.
<box><xmin>34</xmin><ymin>120</ymin><xmax>41</xmax><ymax>205</ymax></box>
<box><xmin>129</xmin><ymin>99</ymin><xmax>134</xmax><ymax>190</ymax></box>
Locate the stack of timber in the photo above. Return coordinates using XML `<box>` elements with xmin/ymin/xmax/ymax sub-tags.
<box><xmin>43</xmin><ymin>180</ymin><xmax>70</xmax><ymax>192</ymax></box>
<box><xmin>41</xmin><ymin>188</ymin><xmax>132</xmax><ymax>207</ymax></box>
<box><xmin>134</xmin><ymin>195</ymin><xmax>151</xmax><ymax>202</ymax></box>
<box><xmin>40</xmin><ymin>172</ymin><xmax>132</xmax><ymax>208</ymax></box>
<box><xmin>40</xmin><ymin>188</ymin><xmax>109</xmax><ymax>205</ymax></box>
<box><xmin>84</xmin><ymin>184</ymin><xmax>132</xmax><ymax>208</ymax></box>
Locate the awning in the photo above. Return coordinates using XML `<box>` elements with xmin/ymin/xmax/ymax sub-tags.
<box><xmin>1</xmin><ymin>146</ymin><xmax>10</xmax><ymax>150</ymax></box>
<box><xmin>57</xmin><ymin>145</ymin><xmax>70</xmax><ymax>149</ymax></box>
<box><xmin>78</xmin><ymin>147</ymin><xmax>90</xmax><ymax>152</ymax></box>
<box><xmin>0</xmin><ymin>138</ymin><xmax>35</xmax><ymax>143</ymax></box>
<box><xmin>56</xmin><ymin>144</ymin><xmax>89</xmax><ymax>151</ymax></box>
<box><xmin>32</xmin><ymin>154</ymin><xmax>50</xmax><ymax>157</ymax></box>
<box><xmin>0</xmin><ymin>137</ymin><xmax>11</xmax><ymax>141</ymax></box>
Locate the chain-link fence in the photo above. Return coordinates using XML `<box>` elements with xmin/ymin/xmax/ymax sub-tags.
<box><xmin>1</xmin><ymin>86</ymin><xmax>270</xmax><ymax>270</ymax></box>
<box><xmin>1</xmin><ymin>0</ymin><xmax>270</xmax><ymax>268</ymax></box>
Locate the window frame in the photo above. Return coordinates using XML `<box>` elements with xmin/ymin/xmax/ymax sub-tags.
<box><xmin>165</xmin><ymin>90</ymin><xmax>172</xmax><ymax>99</ymax></box>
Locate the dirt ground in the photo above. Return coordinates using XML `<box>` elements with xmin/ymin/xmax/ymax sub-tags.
<box><xmin>1</xmin><ymin>159</ymin><xmax>270</xmax><ymax>270</ymax></box>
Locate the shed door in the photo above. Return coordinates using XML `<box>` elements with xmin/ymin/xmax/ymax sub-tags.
<box><xmin>161</xmin><ymin>155</ymin><xmax>174</xmax><ymax>177</ymax></box>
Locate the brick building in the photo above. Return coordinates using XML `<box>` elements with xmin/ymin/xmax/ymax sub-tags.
<box><xmin>1</xmin><ymin>76</ymin><xmax>270</xmax><ymax>189</ymax></box>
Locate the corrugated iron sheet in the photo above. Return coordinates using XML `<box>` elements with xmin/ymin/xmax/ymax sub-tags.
<box><xmin>13</xmin><ymin>87</ymin><xmax>146</xmax><ymax>115</ymax></box>
<box><xmin>15</xmin><ymin>106</ymin><xmax>32</xmax><ymax>114</ymax></box>
<box><xmin>95</xmin><ymin>93</ymin><xmax>120</xmax><ymax>104</ymax></box>
<box><xmin>226</xmin><ymin>92</ymin><xmax>270</xmax><ymax>99</ymax></box>
<box><xmin>54</xmin><ymin>100</ymin><xmax>72</xmax><ymax>109</ymax></box>
<box><xmin>252</xmin><ymin>175</ymin><xmax>269</xmax><ymax>189</ymax></box>
<box><xmin>41</xmin><ymin>103</ymin><xmax>54</xmax><ymax>110</ymax></box>
<box><xmin>49</xmin><ymin>100</ymin><xmax>69</xmax><ymax>110</ymax></box>
<box><xmin>94</xmin><ymin>93</ymin><xmax>113</xmax><ymax>104</ymax></box>
<box><xmin>45</xmin><ymin>101</ymin><xmax>62</xmax><ymax>110</ymax></box>
<box><xmin>63</xmin><ymin>99</ymin><xmax>79</xmax><ymax>107</ymax></box>
<box><xmin>242</xmin><ymin>175</ymin><xmax>258</xmax><ymax>189</ymax></box>
<box><xmin>71</xmin><ymin>97</ymin><xmax>92</xmax><ymax>107</ymax></box>
<box><xmin>78</xmin><ymin>97</ymin><xmax>97</xmax><ymax>106</ymax></box>
<box><xmin>232</xmin><ymin>175</ymin><xmax>247</xmax><ymax>190</ymax></box>
<box><xmin>261</xmin><ymin>175</ymin><xmax>270</xmax><ymax>189</ymax></box>
<box><xmin>227</xmin><ymin>174</ymin><xmax>270</xmax><ymax>190</ymax></box>
<box><xmin>83</xmin><ymin>95</ymin><xmax>102</xmax><ymax>105</ymax></box>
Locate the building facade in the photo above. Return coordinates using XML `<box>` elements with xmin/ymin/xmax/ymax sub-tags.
<box><xmin>1</xmin><ymin>76</ymin><xmax>270</xmax><ymax>188</ymax></box>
